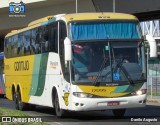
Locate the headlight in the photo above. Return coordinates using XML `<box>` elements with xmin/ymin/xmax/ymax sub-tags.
<box><xmin>131</xmin><ymin>89</ymin><xmax>147</xmax><ymax>96</ymax></box>
<box><xmin>136</xmin><ymin>90</ymin><xmax>143</xmax><ymax>95</ymax></box>
<box><xmin>73</xmin><ymin>92</ymin><xmax>93</xmax><ymax>98</ymax></box>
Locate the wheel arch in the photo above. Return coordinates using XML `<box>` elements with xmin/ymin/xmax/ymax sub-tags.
<box><xmin>11</xmin><ymin>84</ymin><xmax>16</xmax><ymax>100</ymax></box>
<box><xmin>51</xmin><ymin>85</ymin><xmax>62</xmax><ymax>108</ymax></box>
<box><xmin>16</xmin><ymin>83</ymin><xmax>23</xmax><ymax>101</ymax></box>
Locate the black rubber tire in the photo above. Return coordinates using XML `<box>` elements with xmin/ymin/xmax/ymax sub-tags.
<box><xmin>112</xmin><ymin>109</ymin><xmax>126</xmax><ymax>118</ymax></box>
<box><xmin>14</xmin><ymin>92</ymin><xmax>19</xmax><ymax>110</ymax></box>
<box><xmin>54</xmin><ymin>92</ymin><xmax>66</xmax><ymax>118</ymax></box>
<box><xmin>0</xmin><ymin>94</ymin><xmax>5</xmax><ymax>98</ymax></box>
<box><xmin>16</xmin><ymin>92</ymin><xmax>26</xmax><ymax>111</ymax></box>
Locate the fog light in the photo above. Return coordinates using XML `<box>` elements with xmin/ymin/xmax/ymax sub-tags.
<box><xmin>75</xmin><ymin>103</ymin><xmax>79</xmax><ymax>106</ymax></box>
<box><xmin>80</xmin><ymin>103</ymin><xmax>84</xmax><ymax>106</ymax></box>
<box><xmin>73</xmin><ymin>92</ymin><xmax>93</xmax><ymax>98</ymax></box>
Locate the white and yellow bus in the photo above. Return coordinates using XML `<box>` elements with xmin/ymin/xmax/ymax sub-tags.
<box><xmin>4</xmin><ymin>13</ymin><xmax>147</xmax><ymax>117</ymax></box>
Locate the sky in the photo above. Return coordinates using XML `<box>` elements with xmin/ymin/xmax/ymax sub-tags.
<box><xmin>0</xmin><ymin>0</ymin><xmax>46</xmax><ymax>8</ymax></box>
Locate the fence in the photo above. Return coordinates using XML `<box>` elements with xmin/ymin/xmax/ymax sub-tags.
<box><xmin>147</xmin><ymin>75</ymin><xmax>160</xmax><ymax>99</ymax></box>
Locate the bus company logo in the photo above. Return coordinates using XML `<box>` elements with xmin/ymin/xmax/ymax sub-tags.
<box><xmin>14</xmin><ymin>60</ymin><xmax>29</xmax><ymax>71</ymax></box>
<box><xmin>9</xmin><ymin>1</ymin><xmax>26</xmax><ymax>17</ymax></box>
<box><xmin>50</xmin><ymin>61</ymin><xmax>58</xmax><ymax>69</ymax></box>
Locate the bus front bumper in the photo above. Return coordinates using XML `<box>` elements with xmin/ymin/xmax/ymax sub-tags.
<box><xmin>70</xmin><ymin>94</ymin><xmax>146</xmax><ymax>111</ymax></box>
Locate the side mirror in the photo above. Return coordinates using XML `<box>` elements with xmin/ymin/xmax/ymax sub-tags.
<box><xmin>64</xmin><ymin>37</ymin><xmax>72</xmax><ymax>61</ymax></box>
<box><xmin>145</xmin><ymin>34</ymin><xmax>157</xmax><ymax>58</ymax></box>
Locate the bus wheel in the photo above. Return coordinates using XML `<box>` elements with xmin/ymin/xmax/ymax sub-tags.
<box><xmin>54</xmin><ymin>92</ymin><xmax>66</xmax><ymax>117</ymax></box>
<box><xmin>14</xmin><ymin>92</ymin><xmax>19</xmax><ymax>110</ymax></box>
<box><xmin>112</xmin><ymin>109</ymin><xmax>126</xmax><ymax>118</ymax></box>
<box><xmin>16</xmin><ymin>92</ymin><xmax>26</xmax><ymax>111</ymax></box>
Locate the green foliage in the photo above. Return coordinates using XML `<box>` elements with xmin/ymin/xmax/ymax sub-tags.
<box><xmin>0</xmin><ymin>108</ymin><xmax>49</xmax><ymax>125</ymax></box>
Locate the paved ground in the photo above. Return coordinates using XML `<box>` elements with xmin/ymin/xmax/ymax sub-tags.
<box><xmin>0</xmin><ymin>98</ymin><xmax>160</xmax><ymax>125</ymax></box>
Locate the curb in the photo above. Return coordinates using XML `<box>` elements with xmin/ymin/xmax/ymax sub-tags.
<box><xmin>147</xmin><ymin>99</ymin><xmax>160</xmax><ymax>104</ymax></box>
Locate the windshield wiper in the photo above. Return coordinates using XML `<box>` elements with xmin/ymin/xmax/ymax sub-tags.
<box><xmin>93</xmin><ymin>50</ymin><xmax>108</xmax><ymax>86</ymax></box>
<box><xmin>114</xmin><ymin>62</ymin><xmax>135</xmax><ymax>85</ymax></box>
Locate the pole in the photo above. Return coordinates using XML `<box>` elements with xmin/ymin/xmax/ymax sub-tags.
<box><xmin>147</xmin><ymin>48</ymin><xmax>149</xmax><ymax>78</ymax></box>
<box><xmin>147</xmin><ymin>48</ymin><xmax>150</xmax><ymax>94</ymax></box>
<box><xmin>76</xmin><ymin>0</ymin><xmax>78</xmax><ymax>13</ymax></box>
<box><xmin>113</xmin><ymin>0</ymin><xmax>115</xmax><ymax>12</ymax></box>
<box><xmin>156</xmin><ymin>66</ymin><xmax>157</xmax><ymax>96</ymax></box>
<box><xmin>147</xmin><ymin>48</ymin><xmax>151</xmax><ymax>97</ymax></box>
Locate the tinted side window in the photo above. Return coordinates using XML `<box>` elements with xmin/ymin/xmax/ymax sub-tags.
<box><xmin>48</xmin><ymin>22</ymin><xmax>58</xmax><ymax>53</ymax></box>
<box><xmin>8</xmin><ymin>38</ymin><xmax>12</xmax><ymax>58</ymax></box>
<box><xmin>30</xmin><ymin>29</ymin><xmax>36</xmax><ymax>54</ymax></box>
<box><xmin>17</xmin><ymin>33</ymin><xmax>24</xmax><ymax>56</ymax></box>
<box><xmin>12</xmin><ymin>35</ymin><xmax>18</xmax><ymax>57</ymax></box>
<box><xmin>41</xmin><ymin>26</ymin><xmax>48</xmax><ymax>53</ymax></box>
<box><xmin>24</xmin><ymin>31</ymin><xmax>31</xmax><ymax>55</ymax></box>
<box><xmin>4</xmin><ymin>38</ymin><xmax>9</xmax><ymax>58</ymax></box>
<box><xmin>35</xmin><ymin>27</ymin><xmax>42</xmax><ymax>54</ymax></box>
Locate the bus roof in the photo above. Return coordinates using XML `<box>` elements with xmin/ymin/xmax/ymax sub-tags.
<box><xmin>5</xmin><ymin>12</ymin><xmax>138</xmax><ymax>38</ymax></box>
<box><xmin>63</xmin><ymin>12</ymin><xmax>138</xmax><ymax>22</ymax></box>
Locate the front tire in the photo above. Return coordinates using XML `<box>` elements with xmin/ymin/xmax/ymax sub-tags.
<box><xmin>112</xmin><ymin>109</ymin><xmax>126</xmax><ymax>118</ymax></box>
<box><xmin>54</xmin><ymin>92</ymin><xmax>66</xmax><ymax>117</ymax></box>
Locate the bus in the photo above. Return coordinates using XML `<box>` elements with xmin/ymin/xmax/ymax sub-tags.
<box><xmin>0</xmin><ymin>52</ymin><xmax>5</xmax><ymax>98</ymax></box>
<box><xmin>4</xmin><ymin>13</ymin><xmax>147</xmax><ymax>117</ymax></box>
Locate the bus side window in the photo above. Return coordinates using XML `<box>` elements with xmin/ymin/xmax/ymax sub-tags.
<box><xmin>41</xmin><ymin>26</ymin><xmax>48</xmax><ymax>53</ymax></box>
<box><xmin>30</xmin><ymin>29</ymin><xmax>36</xmax><ymax>54</ymax></box>
<box><xmin>43</xmin><ymin>28</ymin><xmax>49</xmax><ymax>52</ymax></box>
<box><xmin>13</xmin><ymin>35</ymin><xmax>18</xmax><ymax>57</ymax></box>
<box><xmin>17</xmin><ymin>33</ymin><xmax>24</xmax><ymax>56</ymax></box>
<box><xmin>4</xmin><ymin>39</ymin><xmax>9</xmax><ymax>58</ymax></box>
<box><xmin>20</xmin><ymin>33</ymin><xmax>25</xmax><ymax>56</ymax></box>
<box><xmin>8</xmin><ymin>38</ymin><xmax>12</xmax><ymax>58</ymax></box>
<box><xmin>24</xmin><ymin>31</ymin><xmax>31</xmax><ymax>56</ymax></box>
<box><xmin>35</xmin><ymin>27</ymin><xmax>42</xmax><ymax>54</ymax></box>
<box><xmin>59</xmin><ymin>21</ymin><xmax>69</xmax><ymax>82</ymax></box>
<box><xmin>48</xmin><ymin>22</ymin><xmax>58</xmax><ymax>53</ymax></box>
<box><xmin>17</xmin><ymin>34</ymin><xmax>21</xmax><ymax>56</ymax></box>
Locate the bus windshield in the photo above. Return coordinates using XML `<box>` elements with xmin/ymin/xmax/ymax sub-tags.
<box><xmin>70</xmin><ymin>20</ymin><xmax>145</xmax><ymax>84</ymax></box>
<box><xmin>72</xmin><ymin>41</ymin><xmax>146</xmax><ymax>84</ymax></box>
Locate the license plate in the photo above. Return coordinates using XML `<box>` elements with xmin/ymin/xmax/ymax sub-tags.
<box><xmin>107</xmin><ymin>101</ymin><xmax>120</xmax><ymax>106</ymax></box>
